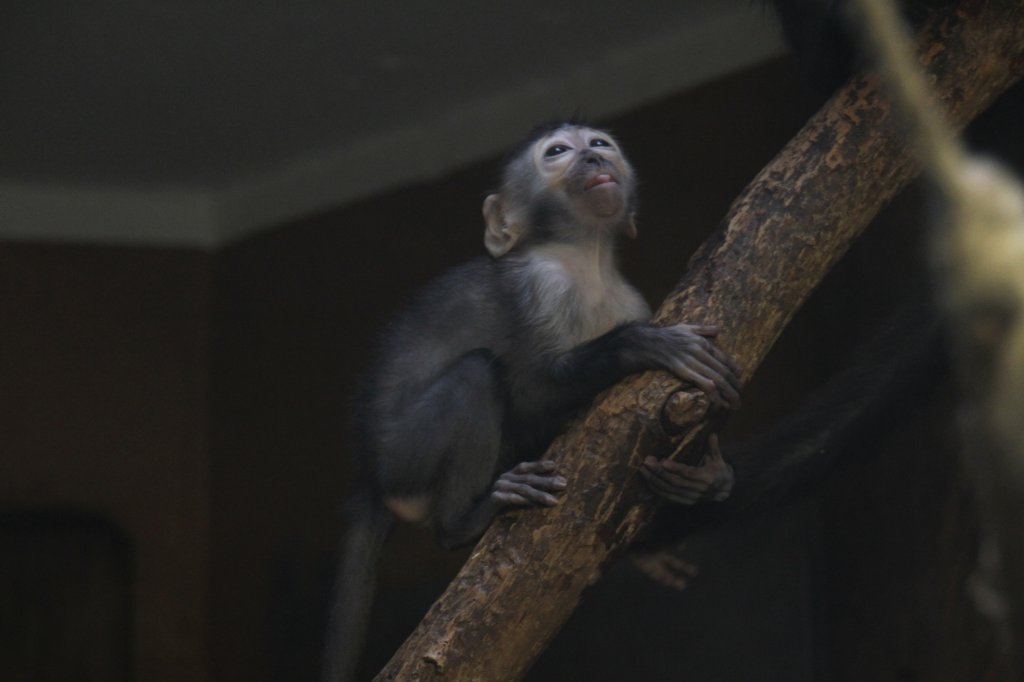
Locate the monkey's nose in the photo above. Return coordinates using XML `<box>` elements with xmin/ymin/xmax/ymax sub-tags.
<box><xmin>580</xmin><ymin>151</ymin><xmax>603</xmax><ymax>166</ymax></box>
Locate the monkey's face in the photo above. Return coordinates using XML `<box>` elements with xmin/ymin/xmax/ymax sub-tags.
<box><xmin>483</xmin><ymin>125</ymin><xmax>638</xmax><ymax>258</ymax></box>
<box><xmin>531</xmin><ymin>126</ymin><xmax>636</xmax><ymax>227</ymax></box>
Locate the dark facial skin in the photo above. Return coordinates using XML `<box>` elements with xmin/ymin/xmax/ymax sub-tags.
<box><xmin>531</xmin><ymin>126</ymin><xmax>636</xmax><ymax>231</ymax></box>
<box><xmin>567</xmin><ymin>149</ymin><xmax>626</xmax><ymax>218</ymax></box>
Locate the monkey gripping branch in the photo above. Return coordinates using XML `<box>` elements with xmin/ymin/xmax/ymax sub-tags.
<box><xmin>377</xmin><ymin>1</ymin><xmax>1024</xmax><ymax>679</ymax></box>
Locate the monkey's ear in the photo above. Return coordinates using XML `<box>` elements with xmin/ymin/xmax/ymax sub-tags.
<box><xmin>625</xmin><ymin>212</ymin><xmax>638</xmax><ymax>239</ymax></box>
<box><xmin>483</xmin><ymin>193</ymin><xmax>523</xmax><ymax>258</ymax></box>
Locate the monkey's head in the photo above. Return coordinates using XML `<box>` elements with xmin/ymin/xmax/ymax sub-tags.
<box><xmin>483</xmin><ymin>123</ymin><xmax>637</xmax><ymax>258</ymax></box>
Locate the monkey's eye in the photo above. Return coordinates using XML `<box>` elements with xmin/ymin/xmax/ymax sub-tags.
<box><xmin>590</xmin><ymin>138</ymin><xmax>612</xmax><ymax>148</ymax></box>
<box><xmin>544</xmin><ymin>144</ymin><xmax>570</xmax><ymax>157</ymax></box>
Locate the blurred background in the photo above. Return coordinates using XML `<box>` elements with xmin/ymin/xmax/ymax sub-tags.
<box><xmin>2</xmin><ymin>1</ymin><xmax>1023</xmax><ymax>680</ymax></box>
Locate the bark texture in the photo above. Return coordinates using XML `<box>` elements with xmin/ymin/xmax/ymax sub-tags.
<box><xmin>378</xmin><ymin>2</ymin><xmax>1024</xmax><ymax>679</ymax></box>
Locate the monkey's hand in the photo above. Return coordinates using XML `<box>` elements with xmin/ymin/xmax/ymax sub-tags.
<box><xmin>635</xmin><ymin>324</ymin><xmax>742</xmax><ymax>410</ymax></box>
<box><xmin>640</xmin><ymin>434</ymin><xmax>734</xmax><ymax>505</ymax></box>
<box><xmin>491</xmin><ymin>460</ymin><xmax>567</xmax><ymax>508</ymax></box>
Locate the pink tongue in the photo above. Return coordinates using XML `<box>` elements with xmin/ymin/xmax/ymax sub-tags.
<box><xmin>588</xmin><ymin>174</ymin><xmax>613</xmax><ymax>188</ymax></box>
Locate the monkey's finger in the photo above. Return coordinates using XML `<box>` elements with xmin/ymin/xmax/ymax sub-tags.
<box><xmin>492</xmin><ymin>491</ymin><xmax>532</xmax><ymax>506</ymax></box>
<box><xmin>678</xmin><ymin>351</ymin><xmax>734</xmax><ymax>391</ymax></box>
<box><xmin>706</xmin><ymin>344</ymin><xmax>744</xmax><ymax>383</ymax></box>
<box><xmin>653</xmin><ymin>463</ymin><xmax>716</xmax><ymax>489</ymax></box>
<box><xmin>643</xmin><ymin>464</ymin><xmax>708</xmax><ymax>491</ymax></box>
<box><xmin>689</xmin><ymin>330</ymin><xmax>742</xmax><ymax>378</ymax></box>
<box><xmin>659</xmin><ymin>555</ymin><xmax>698</xmax><ymax>578</ymax></box>
<box><xmin>688</xmin><ymin>325</ymin><xmax>721</xmax><ymax>338</ymax></box>
<box><xmin>504</xmin><ymin>473</ymin><xmax>567</xmax><ymax>491</ymax></box>
<box><xmin>669</xmin><ymin>361</ymin><xmax>719</xmax><ymax>399</ymax></box>
<box><xmin>719</xmin><ymin>349</ymin><xmax>744</xmax><ymax>377</ymax></box>
<box><xmin>512</xmin><ymin>460</ymin><xmax>558</xmax><ymax>475</ymax></box>
<box><xmin>642</xmin><ymin>458</ymin><xmax>712</xmax><ymax>492</ymax></box>
<box><xmin>494</xmin><ymin>480</ymin><xmax>560</xmax><ymax>506</ymax></box>
<box><xmin>685</xmin><ymin>349</ymin><xmax>742</xmax><ymax>405</ymax></box>
<box><xmin>639</xmin><ymin>468</ymin><xmax>702</xmax><ymax>504</ymax></box>
<box><xmin>686</xmin><ymin>344</ymin><xmax>732</xmax><ymax>378</ymax></box>
<box><xmin>659</xmin><ymin>445</ymin><xmax>733</xmax><ymax>501</ymax></box>
<box><xmin>671</xmin><ymin>362</ymin><xmax>729</xmax><ymax>408</ymax></box>
<box><xmin>702</xmin><ymin>364</ymin><xmax>742</xmax><ymax>410</ymax></box>
<box><xmin>685</xmin><ymin>347</ymin><xmax>742</xmax><ymax>401</ymax></box>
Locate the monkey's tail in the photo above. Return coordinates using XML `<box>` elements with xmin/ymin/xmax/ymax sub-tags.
<box><xmin>722</xmin><ymin>298</ymin><xmax>948</xmax><ymax>514</ymax></box>
<box><xmin>322</xmin><ymin>489</ymin><xmax>395</xmax><ymax>682</ymax></box>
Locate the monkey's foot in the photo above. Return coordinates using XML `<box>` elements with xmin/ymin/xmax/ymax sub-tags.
<box><xmin>640</xmin><ymin>434</ymin><xmax>734</xmax><ymax>505</ymax></box>
<box><xmin>491</xmin><ymin>460</ymin><xmax>567</xmax><ymax>507</ymax></box>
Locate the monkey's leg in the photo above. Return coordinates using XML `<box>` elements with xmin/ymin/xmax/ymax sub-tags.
<box><xmin>384</xmin><ymin>350</ymin><xmax>563</xmax><ymax>549</ymax></box>
<box><xmin>435</xmin><ymin>360</ymin><xmax>566</xmax><ymax>548</ymax></box>
<box><xmin>427</xmin><ymin>355</ymin><xmax>504</xmax><ymax>551</ymax></box>
<box><xmin>429</xmin><ymin>363</ymin><xmax>568</xmax><ymax>549</ymax></box>
<box><xmin>435</xmin><ymin>456</ymin><xmax>567</xmax><ymax>550</ymax></box>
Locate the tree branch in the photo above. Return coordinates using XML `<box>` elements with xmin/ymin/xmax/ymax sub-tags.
<box><xmin>378</xmin><ymin>2</ymin><xmax>1024</xmax><ymax>679</ymax></box>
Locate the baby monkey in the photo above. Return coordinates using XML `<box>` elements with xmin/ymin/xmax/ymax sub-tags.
<box><xmin>323</xmin><ymin>122</ymin><xmax>741</xmax><ymax>681</ymax></box>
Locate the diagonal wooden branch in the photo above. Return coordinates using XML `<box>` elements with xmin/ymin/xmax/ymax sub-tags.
<box><xmin>378</xmin><ymin>2</ymin><xmax>1024</xmax><ymax>679</ymax></box>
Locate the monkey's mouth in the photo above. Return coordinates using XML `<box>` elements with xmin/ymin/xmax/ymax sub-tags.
<box><xmin>584</xmin><ymin>173</ymin><xmax>617</xmax><ymax>190</ymax></box>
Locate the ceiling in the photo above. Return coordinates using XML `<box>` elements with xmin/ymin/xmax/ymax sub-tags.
<box><xmin>0</xmin><ymin>0</ymin><xmax>784</xmax><ymax>247</ymax></box>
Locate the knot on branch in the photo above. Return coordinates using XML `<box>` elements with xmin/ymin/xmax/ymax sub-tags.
<box><xmin>661</xmin><ymin>389</ymin><xmax>711</xmax><ymax>433</ymax></box>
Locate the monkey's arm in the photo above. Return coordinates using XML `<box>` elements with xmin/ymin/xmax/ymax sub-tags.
<box><xmin>539</xmin><ymin>322</ymin><xmax>740</xmax><ymax>412</ymax></box>
<box><xmin>508</xmin><ymin>321</ymin><xmax>741</xmax><ymax>458</ymax></box>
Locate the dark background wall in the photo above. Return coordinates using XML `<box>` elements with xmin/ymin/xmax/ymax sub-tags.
<box><xmin>3</xmin><ymin>55</ymin><xmax>1021</xmax><ymax>680</ymax></box>
<box><xmin>0</xmin><ymin>245</ymin><xmax>211</xmax><ymax>681</ymax></box>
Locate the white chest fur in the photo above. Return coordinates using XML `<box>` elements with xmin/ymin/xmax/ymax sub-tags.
<box><xmin>522</xmin><ymin>242</ymin><xmax>651</xmax><ymax>349</ymax></box>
